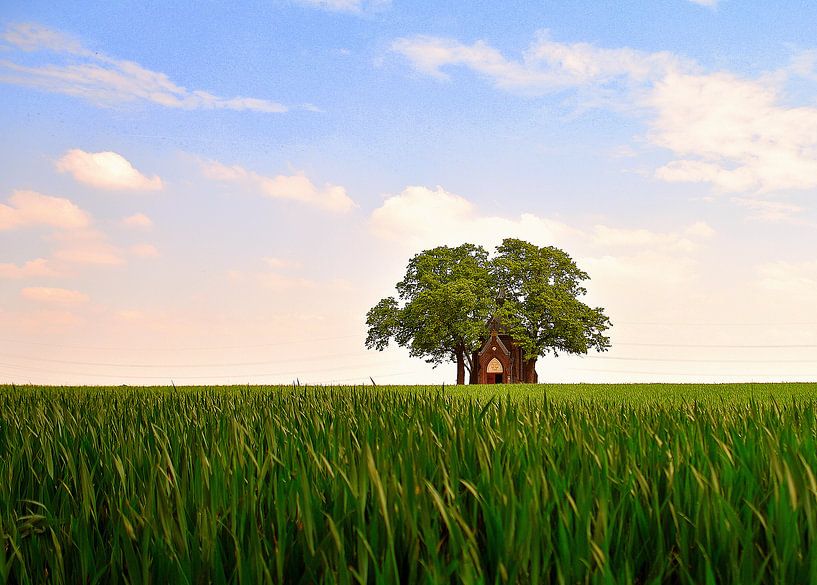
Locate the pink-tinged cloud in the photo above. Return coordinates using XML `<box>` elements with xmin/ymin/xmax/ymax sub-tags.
<box><xmin>57</xmin><ymin>149</ymin><xmax>163</xmax><ymax>191</ymax></box>
<box><xmin>0</xmin><ymin>190</ymin><xmax>91</xmax><ymax>231</ymax></box>
<box><xmin>21</xmin><ymin>286</ymin><xmax>89</xmax><ymax>305</ymax></box>
<box><xmin>202</xmin><ymin>159</ymin><xmax>357</xmax><ymax>213</ymax></box>
<box><xmin>130</xmin><ymin>243</ymin><xmax>159</xmax><ymax>258</ymax></box>
<box><xmin>49</xmin><ymin>228</ymin><xmax>125</xmax><ymax>265</ymax></box>
<box><xmin>0</xmin><ymin>258</ymin><xmax>58</xmax><ymax>279</ymax></box>
<box><xmin>121</xmin><ymin>212</ymin><xmax>153</xmax><ymax>228</ymax></box>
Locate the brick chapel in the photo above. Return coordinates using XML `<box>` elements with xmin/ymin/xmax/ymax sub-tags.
<box><xmin>474</xmin><ymin>316</ymin><xmax>538</xmax><ymax>384</ymax></box>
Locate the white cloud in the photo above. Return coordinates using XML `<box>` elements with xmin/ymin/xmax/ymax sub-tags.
<box><xmin>294</xmin><ymin>0</ymin><xmax>388</xmax><ymax>13</ymax></box>
<box><xmin>391</xmin><ymin>31</ymin><xmax>684</xmax><ymax>94</ymax></box>
<box><xmin>52</xmin><ymin>247</ymin><xmax>123</xmax><ymax>266</ymax></box>
<box><xmin>688</xmin><ymin>0</ymin><xmax>719</xmax><ymax>6</ymax></box>
<box><xmin>0</xmin><ymin>23</ymin><xmax>288</xmax><ymax>113</ymax></box>
<box><xmin>258</xmin><ymin>272</ymin><xmax>316</xmax><ymax>291</ymax></box>
<box><xmin>21</xmin><ymin>286</ymin><xmax>89</xmax><ymax>305</ymax></box>
<box><xmin>0</xmin><ymin>190</ymin><xmax>129</xmax><ymax>273</ymax></box>
<box><xmin>202</xmin><ymin>159</ymin><xmax>357</xmax><ymax>212</ymax></box>
<box><xmin>57</xmin><ymin>149</ymin><xmax>163</xmax><ymax>191</ymax></box>
<box><xmin>0</xmin><ymin>190</ymin><xmax>91</xmax><ymax>231</ymax></box>
<box><xmin>393</xmin><ymin>32</ymin><xmax>817</xmax><ymax>199</ymax></box>
<box><xmin>2</xmin><ymin>21</ymin><xmax>89</xmax><ymax>54</ymax></box>
<box><xmin>121</xmin><ymin>213</ymin><xmax>153</xmax><ymax>229</ymax></box>
<box><xmin>649</xmin><ymin>72</ymin><xmax>817</xmax><ymax>194</ymax></box>
<box><xmin>49</xmin><ymin>229</ymin><xmax>125</xmax><ymax>265</ymax></box>
<box><xmin>201</xmin><ymin>161</ymin><xmax>249</xmax><ymax>182</ymax></box>
<box><xmin>264</xmin><ymin>257</ymin><xmax>299</xmax><ymax>269</ymax></box>
<box><xmin>115</xmin><ymin>309</ymin><xmax>146</xmax><ymax>322</ymax></box>
<box><xmin>0</xmin><ymin>190</ymin><xmax>131</xmax><ymax>272</ymax></box>
<box><xmin>370</xmin><ymin>185</ymin><xmax>578</xmax><ymax>250</ymax></box>
<box><xmin>655</xmin><ymin>160</ymin><xmax>755</xmax><ymax>192</ymax></box>
<box><xmin>577</xmin><ymin>250</ymin><xmax>705</xmax><ymax>327</ymax></box>
<box><xmin>228</xmin><ymin>266</ymin><xmax>316</xmax><ymax>291</ymax></box>
<box><xmin>684</xmin><ymin>221</ymin><xmax>716</xmax><ymax>239</ymax></box>
<box><xmin>260</xmin><ymin>174</ymin><xmax>354</xmax><ymax>211</ymax></box>
<box><xmin>370</xmin><ymin>185</ymin><xmax>714</xmax><ymax>258</ymax></box>
<box><xmin>368</xmin><ymin>185</ymin><xmax>718</xmax><ymax>332</ymax></box>
<box><xmin>583</xmin><ymin>251</ymin><xmax>698</xmax><ymax>288</ymax></box>
<box><xmin>226</xmin><ymin>257</ymin><xmax>356</xmax><ymax>294</ymax></box>
<box><xmin>130</xmin><ymin>243</ymin><xmax>159</xmax><ymax>258</ymax></box>
<box><xmin>591</xmin><ymin>221</ymin><xmax>713</xmax><ymax>252</ymax></box>
<box><xmin>729</xmin><ymin>197</ymin><xmax>804</xmax><ymax>222</ymax></box>
<box><xmin>0</xmin><ymin>258</ymin><xmax>58</xmax><ymax>279</ymax></box>
<box><xmin>0</xmin><ymin>308</ymin><xmax>84</xmax><ymax>332</ymax></box>
<box><xmin>756</xmin><ymin>261</ymin><xmax>817</xmax><ymax>298</ymax></box>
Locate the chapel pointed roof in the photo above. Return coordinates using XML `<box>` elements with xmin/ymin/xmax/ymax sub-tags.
<box><xmin>478</xmin><ymin>328</ymin><xmax>510</xmax><ymax>356</ymax></box>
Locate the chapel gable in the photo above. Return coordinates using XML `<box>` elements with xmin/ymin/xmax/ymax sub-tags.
<box><xmin>475</xmin><ymin>316</ymin><xmax>538</xmax><ymax>384</ymax></box>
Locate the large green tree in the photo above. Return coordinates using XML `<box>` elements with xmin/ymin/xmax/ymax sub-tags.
<box><xmin>365</xmin><ymin>244</ymin><xmax>494</xmax><ymax>384</ymax></box>
<box><xmin>492</xmin><ymin>238</ymin><xmax>611</xmax><ymax>382</ymax></box>
<box><xmin>366</xmin><ymin>239</ymin><xmax>611</xmax><ymax>384</ymax></box>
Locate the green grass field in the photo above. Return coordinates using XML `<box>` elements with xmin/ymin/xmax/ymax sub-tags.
<box><xmin>2</xmin><ymin>383</ymin><xmax>817</xmax><ymax>584</ymax></box>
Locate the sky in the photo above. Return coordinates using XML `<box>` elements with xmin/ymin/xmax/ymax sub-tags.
<box><xmin>1</xmin><ymin>0</ymin><xmax>816</xmax><ymax>385</ymax></box>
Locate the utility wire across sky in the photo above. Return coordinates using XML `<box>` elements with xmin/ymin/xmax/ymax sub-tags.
<box><xmin>1</xmin><ymin>350</ymin><xmax>817</xmax><ymax>370</ymax></box>
<box><xmin>2</xmin><ymin>322</ymin><xmax>815</xmax><ymax>383</ymax></box>
<box><xmin>0</xmin><ymin>359</ymin><xmax>408</xmax><ymax>381</ymax></box>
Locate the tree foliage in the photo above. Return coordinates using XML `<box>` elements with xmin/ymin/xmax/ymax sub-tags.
<box><xmin>366</xmin><ymin>239</ymin><xmax>611</xmax><ymax>383</ymax></box>
<box><xmin>365</xmin><ymin>244</ymin><xmax>494</xmax><ymax>384</ymax></box>
<box><xmin>492</xmin><ymin>238</ymin><xmax>611</xmax><ymax>361</ymax></box>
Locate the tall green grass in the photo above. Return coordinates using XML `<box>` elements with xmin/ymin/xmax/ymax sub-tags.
<box><xmin>1</xmin><ymin>383</ymin><xmax>816</xmax><ymax>583</ymax></box>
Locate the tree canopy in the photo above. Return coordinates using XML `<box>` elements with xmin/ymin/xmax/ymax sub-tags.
<box><xmin>365</xmin><ymin>239</ymin><xmax>611</xmax><ymax>383</ymax></box>
<box><xmin>492</xmin><ymin>238</ymin><xmax>611</xmax><ymax>381</ymax></box>
<box><xmin>365</xmin><ymin>244</ymin><xmax>494</xmax><ymax>384</ymax></box>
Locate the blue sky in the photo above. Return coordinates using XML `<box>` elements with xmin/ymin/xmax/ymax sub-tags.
<box><xmin>1</xmin><ymin>0</ymin><xmax>817</xmax><ymax>384</ymax></box>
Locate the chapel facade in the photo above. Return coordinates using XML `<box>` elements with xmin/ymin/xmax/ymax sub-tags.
<box><xmin>473</xmin><ymin>317</ymin><xmax>538</xmax><ymax>384</ymax></box>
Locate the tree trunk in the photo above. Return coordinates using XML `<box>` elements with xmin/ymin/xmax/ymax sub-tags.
<box><xmin>524</xmin><ymin>358</ymin><xmax>538</xmax><ymax>383</ymax></box>
<box><xmin>469</xmin><ymin>351</ymin><xmax>479</xmax><ymax>384</ymax></box>
<box><xmin>455</xmin><ymin>346</ymin><xmax>465</xmax><ymax>385</ymax></box>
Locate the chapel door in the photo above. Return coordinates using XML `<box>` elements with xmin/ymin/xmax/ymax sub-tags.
<box><xmin>486</xmin><ymin>358</ymin><xmax>504</xmax><ymax>384</ymax></box>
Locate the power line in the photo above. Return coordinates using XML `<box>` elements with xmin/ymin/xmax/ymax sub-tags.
<box><xmin>5</xmin><ymin>340</ymin><xmax>816</xmax><ymax>359</ymax></box>
<box><xmin>0</xmin><ymin>350</ymin><xmax>385</xmax><ymax>369</ymax></box>
<box><xmin>569</xmin><ymin>368</ymin><xmax>815</xmax><ymax>378</ymax></box>
<box><xmin>0</xmin><ymin>334</ymin><xmax>361</xmax><ymax>352</ymax></box>
<box><xmin>618</xmin><ymin>322</ymin><xmax>817</xmax><ymax>327</ymax></box>
<box><xmin>3</xmin><ymin>345</ymin><xmax>815</xmax><ymax>370</ymax></box>
<box><xmin>0</xmin><ymin>366</ymin><xmax>420</xmax><ymax>385</ymax></box>
<box><xmin>2</xmin><ymin>326</ymin><xmax>815</xmax><ymax>354</ymax></box>
<box><xmin>300</xmin><ymin>371</ymin><xmax>419</xmax><ymax>384</ymax></box>
<box><xmin>616</xmin><ymin>342</ymin><xmax>817</xmax><ymax>349</ymax></box>
<box><xmin>589</xmin><ymin>356</ymin><xmax>817</xmax><ymax>364</ymax></box>
<box><xmin>0</xmin><ymin>359</ymin><xmax>407</xmax><ymax>381</ymax></box>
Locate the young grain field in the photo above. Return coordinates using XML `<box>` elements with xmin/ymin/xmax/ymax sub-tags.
<box><xmin>1</xmin><ymin>383</ymin><xmax>816</xmax><ymax>584</ymax></box>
